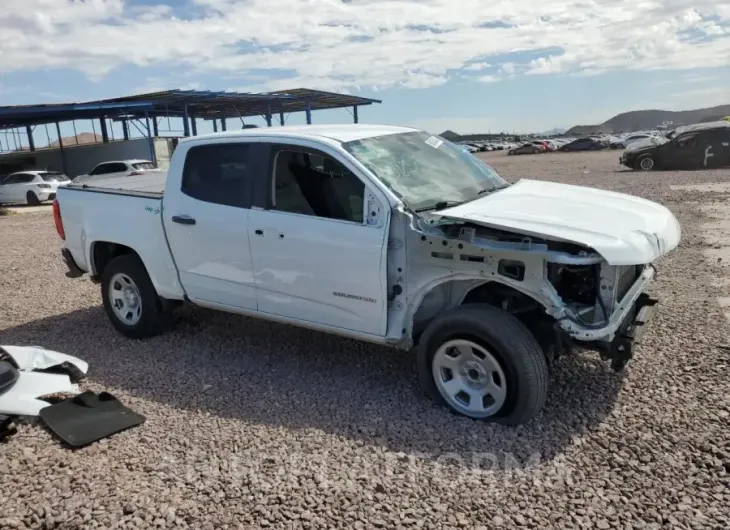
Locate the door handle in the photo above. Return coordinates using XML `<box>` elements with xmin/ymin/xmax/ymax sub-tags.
<box><xmin>172</xmin><ymin>215</ymin><xmax>196</xmax><ymax>225</ymax></box>
<box><xmin>254</xmin><ymin>229</ymin><xmax>264</xmax><ymax>236</ymax></box>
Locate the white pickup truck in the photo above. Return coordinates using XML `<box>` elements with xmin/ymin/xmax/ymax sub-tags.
<box><xmin>53</xmin><ymin>124</ymin><xmax>681</xmax><ymax>425</ymax></box>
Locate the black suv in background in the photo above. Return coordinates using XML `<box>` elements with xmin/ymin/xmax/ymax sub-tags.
<box><xmin>620</xmin><ymin>121</ymin><xmax>730</xmax><ymax>171</ymax></box>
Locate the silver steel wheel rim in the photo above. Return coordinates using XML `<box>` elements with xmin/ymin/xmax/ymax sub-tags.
<box><xmin>109</xmin><ymin>273</ymin><xmax>142</xmax><ymax>326</ymax></box>
<box><xmin>640</xmin><ymin>157</ymin><xmax>654</xmax><ymax>170</ymax></box>
<box><xmin>432</xmin><ymin>339</ymin><xmax>507</xmax><ymax>418</ymax></box>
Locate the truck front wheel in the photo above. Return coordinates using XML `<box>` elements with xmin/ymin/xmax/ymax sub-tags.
<box><xmin>417</xmin><ymin>304</ymin><xmax>548</xmax><ymax>425</ymax></box>
<box><xmin>101</xmin><ymin>254</ymin><xmax>170</xmax><ymax>339</ymax></box>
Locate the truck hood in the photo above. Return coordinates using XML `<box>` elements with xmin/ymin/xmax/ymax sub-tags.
<box><xmin>436</xmin><ymin>179</ymin><xmax>681</xmax><ymax>265</ymax></box>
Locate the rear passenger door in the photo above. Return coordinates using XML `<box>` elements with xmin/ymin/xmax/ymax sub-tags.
<box><xmin>162</xmin><ymin>142</ymin><xmax>262</xmax><ymax>310</ymax></box>
<box><xmin>247</xmin><ymin>142</ymin><xmax>389</xmax><ymax>336</ymax></box>
<box><xmin>700</xmin><ymin>130</ymin><xmax>730</xmax><ymax>169</ymax></box>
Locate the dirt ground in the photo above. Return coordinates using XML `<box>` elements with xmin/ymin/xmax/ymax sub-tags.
<box><xmin>1</xmin><ymin>149</ymin><xmax>729</xmax><ymax>529</ymax></box>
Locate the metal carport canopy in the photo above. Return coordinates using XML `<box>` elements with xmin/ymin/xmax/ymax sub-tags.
<box><xmin>0</xmin><ymin>88</ymin><xmax>382</xmax><ymax>129</ymax></box>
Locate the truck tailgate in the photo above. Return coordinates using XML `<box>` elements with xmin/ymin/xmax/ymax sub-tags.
<box><xmin>56</xmin><ymin>185</ymin><xmax>184</xmax><ymax>300</ymax></box>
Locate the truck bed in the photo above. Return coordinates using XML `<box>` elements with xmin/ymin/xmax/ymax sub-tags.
<box><xmin>67</xmin><ymin>172</ymin><xmax>167</xmax><ymax>198</ymax></box>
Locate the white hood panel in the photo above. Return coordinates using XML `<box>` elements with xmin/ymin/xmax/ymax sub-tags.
<box><xmin>437</xmin><ymin>179</ymin><xmax>681</xmax><ymax>265</ymax></box>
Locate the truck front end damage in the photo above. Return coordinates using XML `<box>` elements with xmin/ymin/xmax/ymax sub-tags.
<box><xmin>388</xmin><ymin>209</ymin><xmax>667</xmax><ymax>371</ymax></box>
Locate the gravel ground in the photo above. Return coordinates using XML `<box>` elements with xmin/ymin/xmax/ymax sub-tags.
<box><xmin>1</xmin><ymin>149</ymin><xmax>729</xmax><ymax>529</ymax></box>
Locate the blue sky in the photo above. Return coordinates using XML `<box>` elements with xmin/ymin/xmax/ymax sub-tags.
<box><xmin>1</xmin><ymin>0</ymin><xmax>730</xmax><ymax>144</ymax></box>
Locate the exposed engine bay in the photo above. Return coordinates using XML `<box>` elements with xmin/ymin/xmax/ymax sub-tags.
<box><xmin>391</xmin><ymin>216</ymin><xmax>657</xmax><ymax>371</ymax></box>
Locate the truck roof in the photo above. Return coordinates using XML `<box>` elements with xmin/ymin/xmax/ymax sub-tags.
<box><xmin>182</xmin><ymin>124</ymin><xmax>419</xmax><ymax>145</ymax></box>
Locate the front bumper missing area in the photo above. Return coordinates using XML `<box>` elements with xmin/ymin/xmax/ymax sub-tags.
<box><xmin>595</xmin><ymin>293</ymin><xmax>658</xmax><ymax>371</ymax></box>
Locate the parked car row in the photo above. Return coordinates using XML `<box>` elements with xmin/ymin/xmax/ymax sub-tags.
<box><xmin>507</xmin><ymin>137</ymin><xmax>608</xmax><ymax>155</ymax></box>
<box><xmin>0</xmin><ymin>159</ymin><xmax>160</xmax><ymax>205</ymax></box>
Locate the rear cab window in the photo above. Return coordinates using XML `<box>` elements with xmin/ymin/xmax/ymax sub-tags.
<box><xmin>132</xmin><ymin>162</ymin><xmax>157</xmax><ymax>170</ymax></box>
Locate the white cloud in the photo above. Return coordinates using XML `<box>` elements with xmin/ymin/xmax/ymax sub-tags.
<box><xmin>1</xmin><ymin>0</ymin><xmax>730</xmax><ymax>91</ymax></box>
<box><xmin>477</xmin><ymin>75</ymin><xmax>501</xmax><ymax>84</ymax></box>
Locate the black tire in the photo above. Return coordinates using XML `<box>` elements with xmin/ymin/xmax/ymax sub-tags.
<box><xmin>508</xmin><ymin>150</ymin><xmax>515</xmax><ymax>156</ymax></box>
<box><xmin>416</xmin><ymin>304</ymin><xmax>549</xmax><ymax>425</ymax></box>
<box><xmin>26</xmin><ymin>191</ymin><xmax>40</xmax><ymax>206</ymax></box>
<box><xmin>101</xmin><ymin>253</ymin><xmax>171</xmax><ymax>339</ymax></box>
<box><xmin>634</xmin><ymin>154</ymin><xmax>658</xmax><ymax>171</ymax></box>
<box><xmin>561</xmin><ymin>147</ymin><xmax>570</xmax><ymax>152</ymax></box>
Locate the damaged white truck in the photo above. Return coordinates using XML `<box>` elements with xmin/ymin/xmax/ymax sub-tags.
<box><xmin>53</xmin><ymin>125</ymin><xmax>681</xmax><ymax>425</ymax></box>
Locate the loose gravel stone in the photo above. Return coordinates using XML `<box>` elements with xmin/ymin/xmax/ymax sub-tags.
<box><xmin>1</xmin><ymin>150</ymin><xmax>730</xmax><ymax>529</ymax></box>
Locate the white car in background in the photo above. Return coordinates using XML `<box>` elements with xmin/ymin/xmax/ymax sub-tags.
<box><xmin>610</xmin><ymin>133</ymin><xmax>655</xmax><ymax>150</ymax></box>
<box><xmin>74</xmin><ymin>160</ymin><xmax>162</xmax><ymax>184</ymax></box>
<box><xmin>0</xmin><ymin>171</ymin><xmax>70</xmax><ymax>205</ymax></box>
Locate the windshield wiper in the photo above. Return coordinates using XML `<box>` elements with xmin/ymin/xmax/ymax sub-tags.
<box><xmin>476</xmin><ymin>183</ymin><xmax>510</xmax><ymax>195</ymax></box>
<box><xmin>414</xmin><ymin>200</ymin><xmax>465</xmax><ymax>213</ymax></box>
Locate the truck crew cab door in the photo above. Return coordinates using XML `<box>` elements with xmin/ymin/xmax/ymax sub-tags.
<box><xmin>162</xmin><ymin>141</ymin><xmax>261</xmax><ymax>310</ymax></box>
<box><xmin>247</xmin><ymin>142</ymin><xmax>389</xmax><ymax>336</ymax></box>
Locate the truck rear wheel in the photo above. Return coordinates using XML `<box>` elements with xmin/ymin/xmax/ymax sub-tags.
<box><xmin>417</xmin><ymin>304</ymin><xmax>548</xmax><ymax>425</ymax></box>
<box><xmin>101</xmin><ymin>254</ymin><xmax>171</xmax><ymax>339</ymax></box>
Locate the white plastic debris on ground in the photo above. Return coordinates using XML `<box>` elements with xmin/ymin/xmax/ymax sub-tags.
<box><xmin>0</xmin><ymin>345</ymin><xmax>88</xmax><ymax>416</ymax></box>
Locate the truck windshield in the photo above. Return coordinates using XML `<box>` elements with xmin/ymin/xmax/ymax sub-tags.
<box><xmin>342</xmin><ymin>131</ymin><xmax>508</xmax><ymax>211</ymax></box>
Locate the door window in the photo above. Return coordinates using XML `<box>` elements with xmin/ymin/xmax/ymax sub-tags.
<box><xmin>677</xmin><ymin>134</ymin><xmax>697</xmax><ymax>148</ymax></box>
<box><xmin>181</xmin><ymin>143</ymin><xmax>253</xmax><ymax>208</ymax></box>
<box><xmin>107</xmin><ymin>163</ymin><xmax>129</xmax><ymax>173</ymax></box>
<box><xmin>89</xmin><ymin>164</ymin><xmax>109</xmax><ymax>175</ymax></box>
<box><xmin>270</xmin><ymin>147</ymin><xmax>365</xmax><ymax>224</ymax></box>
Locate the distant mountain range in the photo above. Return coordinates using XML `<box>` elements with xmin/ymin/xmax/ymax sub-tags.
<box><xmin>566</xmin><ymin>105</ymin><xmax>730</xmax><ymax>136</ymax></box>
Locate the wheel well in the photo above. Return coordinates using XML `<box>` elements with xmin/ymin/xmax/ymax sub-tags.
<box><xmin>91</xmin><ymin>242</ymin><xmax>139</xmax><ymax>277</ymax></box>
<box><xmin>411</xmin><ymin>280</ymin><xmax>555</xmax><ymax>350</ymax></box>
<box><xmin>462</xmin><ymin>282</ymin><xmax>540</xmax><ymax>312</ymax></box>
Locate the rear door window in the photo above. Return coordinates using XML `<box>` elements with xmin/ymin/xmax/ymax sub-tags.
<box><xmin>40</xmin><ymin>172</ymin><xmax>69</xmax><ymax>182</ymax></box>
<box><xmin>89</xmin><ymin>164</ymin><xmax>111</xmax><ymax>175</ymax></box>
<box><xmin>108</xmin><ymin>163</ymin><xmax>129</xmax><ymax>173</ymax></box>
<box><xmin>181</xmin><ymin>143</ymin><xmax>253</xmax><ymax>208</ymax></box>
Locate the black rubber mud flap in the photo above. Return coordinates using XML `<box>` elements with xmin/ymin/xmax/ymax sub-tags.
<box><xmin>39</xmin><ymin>391</ymin><xmax>145</xmax><ymax>448</ymax></box>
